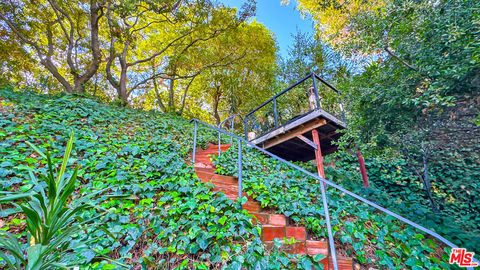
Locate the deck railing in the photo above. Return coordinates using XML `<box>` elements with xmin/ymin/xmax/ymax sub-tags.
<box><xmin>243</xmin><ymin>73</ymin><xmax>346</xmax><ymax>141</ymax></box>
<box><xmin>190</xmin><ymin>118</ymin><xmax>478</xmax><ymax>270</ymax></box>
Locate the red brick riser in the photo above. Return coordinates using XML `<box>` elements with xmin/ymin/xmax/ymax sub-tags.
<box><xmin>193</xmin><ymin>144</ymin><xmax>353</xmax><ymax>270</ymax></box>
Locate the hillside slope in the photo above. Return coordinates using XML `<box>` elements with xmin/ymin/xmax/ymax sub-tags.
<box><xmin>0</xmin><ymin>89</ymin><xmax>323</xmax><ymax>269</ymax></box>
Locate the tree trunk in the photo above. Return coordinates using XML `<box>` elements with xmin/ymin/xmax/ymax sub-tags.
<box><xmin>212</xmin><ymin>86</ymin><xmax>222</xmax><ymax>125</ymax></box>
<box><xmin>422</xmin><ymin>154</ymin><xmax>439</xmax><ymax>213</ymax></box>
<box><xmin>118</xmin><ymin>64</ymin><xmax>128</xmax><ymax>105</ymax></box>
<box><xmin>153</xmin><ymin>79</ymin><xmax>167</xmax><ymax>112</ymax></box>
<box><xmin>40</xmin><ymin>57</ymin><xmax>74</xmax><ymax>93</ymax></box>
<box><xmin>71</xmin><ymin>0</ymin><xmax>103</xmax><ymax>94</ymax></box>
<box><xmin>167</xmin><ymin>78</ymin><xmax>176</xmax><ymax>113</ymax></box>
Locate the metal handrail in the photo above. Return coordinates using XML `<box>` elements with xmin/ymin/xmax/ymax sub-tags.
<box><xmin>243</xmin><ymin>72</ymin><xmax>346</xmax><ymax>140</ymax></box>
<box><xmin>217</xmin><ymin>114</ymin><xmax>243</xmax><ymax>155</ymax></box>
<box><xmin>190</xmin><ymin>118</ymin><xmax>479</xmax><ymax>270</ymax></box>
<box><xmin>244</xmin><ymin>72</ymin><xmax>341</xmax><ymax>118</ymax></box>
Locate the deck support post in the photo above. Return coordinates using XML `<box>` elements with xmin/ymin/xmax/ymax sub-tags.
<box><xmin>312</xmin><ymin>129</ymin><xmax>338</xmax><ymax>270</ymax></box>
<box><xmin>312</xmin><ymin>130</ymin><xmax>325</xmax><ymax>178</ymax></box>
<box><xmin>356</xmin><ymin>150</ymin><xmax>369</xmax><ymax>188</ymax></box>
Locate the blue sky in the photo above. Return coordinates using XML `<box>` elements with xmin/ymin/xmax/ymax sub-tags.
<box><xmin>220</xmin><ymin>0</ymin><xmax>314</xmax><ymax>58</ymax></box>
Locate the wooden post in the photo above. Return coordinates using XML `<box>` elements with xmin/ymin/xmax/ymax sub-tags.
<box><xmin>356</xmin><ymin>150</ymin><xmax>369</xmax><ymax>188</ymax></box>
<box><xmin>311</xmin><ymin>130</ymin><xmax>325</xmax><ymax>178</ymax></box>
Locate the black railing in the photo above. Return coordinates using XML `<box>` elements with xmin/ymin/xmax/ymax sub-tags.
<box><xmin>190</xmin><ymin>118</ymin><xmax>479</xmax><ymax>270</ymax></box>
<box><xmin>243</xmin><ymin>73</ymin><xmax>345</xmax><ymax>141</ymax></box>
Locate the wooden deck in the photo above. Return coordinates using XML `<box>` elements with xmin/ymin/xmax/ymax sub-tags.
<box><xmin>251</xmin><ymin>109</ymin><xmax>346</xmax><ymax>162</ymax></box>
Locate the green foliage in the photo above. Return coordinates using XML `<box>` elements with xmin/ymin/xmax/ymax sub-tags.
<box><xmin>214</xmin><ymin>144</ymin><xmax>456</xmax><ymax>269</ymax></box>
<box><xmin>0</xmin><ymin>88</ymin><xmax>322</xmax><ymax>269</ymax></box>
<box><xmin>0</xmin><ymin>132</ymin><xmax>108</xmax><ymax>269</ymax></box>
<box><xmin>326</xmin><ymin>152</ymin><xmax>480</xmax><ymax>254</ymax></box>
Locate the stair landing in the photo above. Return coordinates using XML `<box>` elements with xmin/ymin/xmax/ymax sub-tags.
<box><xmin>193</xmin><ymin>144</ymin><xmax>353</xmax><ymax>269</ymax></box>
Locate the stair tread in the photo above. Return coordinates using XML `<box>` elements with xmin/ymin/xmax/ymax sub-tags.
<box><xmin>285</xmin><ymin>226</ymin><xmax>306</xmax><ymax>241</ymax></box>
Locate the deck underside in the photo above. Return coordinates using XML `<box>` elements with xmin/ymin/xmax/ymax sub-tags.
<box><xmin>251</xmin><ymin>109</ymin><xmax>345</xmax><ymax>162</ymax></box>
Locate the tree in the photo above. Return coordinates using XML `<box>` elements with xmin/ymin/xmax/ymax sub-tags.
<box><xmin>0</xmin><ymin>0</ymin><xmax>103</xmax><ymax>93</ymax></box>
<box><xmin>277</xmin><ymin>29</ymin><xmax>350</xmax><ymax>123</ymax></box>
<box><xmin>296</xmin><ymin>0</ymin><xmax>479</xmax><ymax>100</ymax></box>
<box><xmin>279</xmin><ymin>30</ymin><xmax>325</xmax><ymax>84</ymax></box>
<box><xmin>104</xmin><ymin>0</ymin><xmax>255</xmax><ymax>106</ymax></box>
<box><xmin>188</xmin><ymin>21</ymin><xmax>278</xmax><ymax>124</ymax></box>
<box><xmin>294</xmin><ymin>0</ymin><xmax>480</xmax><ymax>215</ymax></box>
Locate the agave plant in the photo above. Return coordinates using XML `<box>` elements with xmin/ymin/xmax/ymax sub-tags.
<box><xmin>0</xmin><ymin>132</ymin><xmax>106</xmax><ymax>269</ymax></box>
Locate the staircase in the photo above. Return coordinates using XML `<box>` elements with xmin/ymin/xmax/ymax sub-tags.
<box><xmin>194</xmin><ymin>144</ymin><xmax>354</xmax><ymax>269</ymax></box>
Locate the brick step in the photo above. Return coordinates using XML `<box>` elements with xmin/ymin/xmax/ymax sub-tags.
<box><xmin>261</xmin><ymin>225</ymin><xmax>306</xmax><ymax>241</ymax></box>
<box><xmin>196</xmin><ymin>171</ymin><xmax>238</xmax><ymax>185</ymax></box>
<box><xmin>306</xmin><ymin>240</ymin><xmax>328</xmax><ymax>256</ymax></box>
<box><xmin>194</xmin><ymin>167</ymin><xmax>216</xmax><ymax>174</ymax></box>
<box><xmin>264</xmin><ymin>240</ymin><xmax>307</xmax><ymax>254</ymax></box>
<box><xmin>205</xmin><ymin>144</ymin><xmax>231</xmax><ymax>150</ymax></box>
<box><xmin>286</xmin><ymin>226</ymin><xmax>306</xmax><ymax>241</ymax></box>
<box><xmin>251</xmin><ymin>212</ymin><xmax>287</xmax><ymax>226</ymax></box>
<box><xmin>261</xmin><ymin>225</ymin><xmax>285</xmax><ymax>241</ymax></box>
<box><xmin>194</xmin><ymin>157</ymin><xmax>215</xmax><ymax>162</ymax></box>
<box><xmin>194</xmin><ymin>162</ymin><xmax>214</xmax><ymax>169</ymax></box>
<box><xmin>242</xmin><ymin>200</ymin><xmax>262</xmax><ymax>212</ymax></box>
<box><xmin>264</xmin><ymin>240</ymin><xmax>331</xmax><ymax>257</ymax></box>
<box><xmin>196</xmin><ymin>155</ymin><xmax>215</xmax><ymax>158</ymax></box>
<box><xmin>195</xmin><ymin>150</ymin><xmax>222</xmax><ymax>155</ymax></box>
<box><xmin>326</xmin><ymin>256</ymin><xmax>353</xmax><ymax>270</ymax></box>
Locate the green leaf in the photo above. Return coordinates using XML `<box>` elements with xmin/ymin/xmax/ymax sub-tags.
<box><xmin>218</xmin><ymin>216</ymin><xmax>228</xmax><ymax>225</ymax></box>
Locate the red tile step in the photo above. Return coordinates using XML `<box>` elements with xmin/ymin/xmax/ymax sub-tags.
<box><xmin>242</xmin><ymin>200</ymin><xmax>262</xmax><ymax>212</ymax></box>
<box><xmin>261</xmin><ymin>225</ymin><xmax>306</xmax><ymax>242</ymax></box>
<box><xmin>264</xmin><ymin>241</ymin><xmax>307</xmax><ymax>254</ymax></box>
<box><xmin>261</xmin><ymin>225</ymin><xmax>285</xmax><ymax>241</ymax></box>
<box><xmin>327</xmin><ymin>256</ymin><xmax>353</xmax><ymax>270</ymax></box>
<box><xmin>268</xmin><ymin>214</ymin><xmax>287</xmax><ymax>226</ymax></box>
<box><xmin>286</xmin><ymin>226</ymin><xmax>306</xmax><ymax>241</ymax></box>
<box><xmin>306</xmin><ymin>240</ymin><xmax>328</xmax><ymax>256</ymax></box>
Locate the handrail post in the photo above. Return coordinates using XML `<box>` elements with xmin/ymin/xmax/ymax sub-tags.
<box><xmin>192</xmin><ymin>120</ymin><xmax>197</xmax><ymax>164</ymax></box>
<box><xmin>311</xmin><ymin>73</ymin><xmax>321</xmax><ymax>109</ymax></box>
<box><xmin>237</xmin><ymin>138</ymin><xmax>243</xmax><ymax>198</ymax></box>
<box><xmin>218</xmin><ymin>131</ymin><xmax>221</xmax><ymax>156</ymax></box>
<box><xmin>230</xmin><ymin>117</ymin><xmax>234</xmax><ymax>144</ymax></box>
<box><xmin>320</xmin><ymin>184</ymin><xmax>338</xmax><ymax>270</ymax></box>
<box><xmin>273</xmin><ymin>97</ymin><xmax>279</xmax><ymax>128</ymax></box>
<box><xmin>340</xmin><ymin>103</ymin><xmax>346</xmax><ymax>123</ymax></box>
<box><xmin>243</xmin><ymin>117</ymin><xmax>249</xmax><ymax>140</ymax></box>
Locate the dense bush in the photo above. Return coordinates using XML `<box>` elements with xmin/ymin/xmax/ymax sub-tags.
<box><xmin>327</xmin><ymin>152</ymin><xmax>480</xmax><ymax>254</ymax></box>
<box><xmin>0</xmin><ymin>88</ymin><xmax>322</xmax><ymax>269</ymax></box>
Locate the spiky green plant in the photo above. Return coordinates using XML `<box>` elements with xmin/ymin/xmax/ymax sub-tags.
<box><xmin>0</xmin><ymin>132</ymin><xmax>106</xmax><ymax>269</ymax></box>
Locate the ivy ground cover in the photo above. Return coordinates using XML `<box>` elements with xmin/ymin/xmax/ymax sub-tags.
<box><xmin>0</xmin><ymin>88</ymin><xmax>321</xmax><ymax>269</ymax></box>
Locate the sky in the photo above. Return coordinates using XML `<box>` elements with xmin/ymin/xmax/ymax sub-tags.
<box><xmin>220</xmin><ymin>0</ymin><xmax>314</xmax><ymax>58</ymax></box>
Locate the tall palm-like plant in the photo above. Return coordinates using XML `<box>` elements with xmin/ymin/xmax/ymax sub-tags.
<box><xmin>0</xmin><ymin>132</ymin><xmax>104</xmax><ymax>269</ymax></box>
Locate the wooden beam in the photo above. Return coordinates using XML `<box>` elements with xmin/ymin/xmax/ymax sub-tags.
<box><xmin>312</xmin><ymin>129</ymin><xmax>325</xmax><ymax>178</ymax></box>
<box><xmin>296</xmin><ymin>135</ymin><xmax>317</xmax><ymax>150</ymax></box>
<box><xmin>263</xmin><ymin>118</ymin><xmax>327</xmax><ymax>149</ymax></box>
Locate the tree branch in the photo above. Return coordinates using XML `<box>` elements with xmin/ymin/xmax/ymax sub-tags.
<box><xmin>384</xmin><ymin>46</ymin><xmax>432</xmax><ymax>80</ymax></box>
<box><xmin>126</xmin><ymin>29</ymin><xmax>195</xmax><ymax>67</ymax></box>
